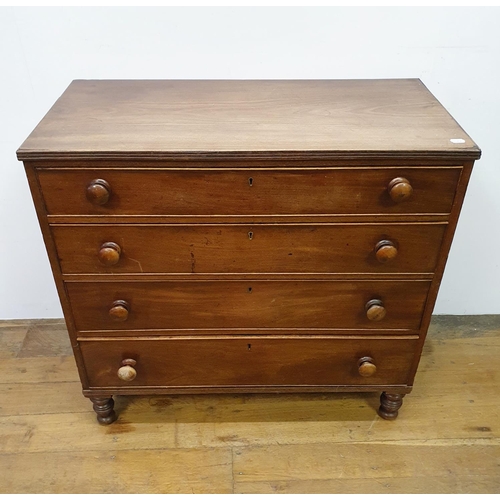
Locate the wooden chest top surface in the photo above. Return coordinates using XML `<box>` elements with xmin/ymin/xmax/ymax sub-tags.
<box><xmin>17</xmin><ymin>79</ymin><xmax>480</xmax><ymax>161</ymax></box>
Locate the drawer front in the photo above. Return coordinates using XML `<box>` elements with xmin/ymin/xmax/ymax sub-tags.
<box><xmin>38</xmin><ymin>168</ymin><xmax>461</xmax><ymax>216</ymax></box>
<box><xmin>80</xmin><ymin>337</ymin><xmax>418</xmax><ymax>388</ymax></box>
<box><xmin>53</xmin><ymin>223</ymin><xmax>446</xmax><ymax>275</ymax></box>
<box><xmin>67</xmin><ymin>280</ymin><xmax>431</xmax><ymax>332</ymax></box>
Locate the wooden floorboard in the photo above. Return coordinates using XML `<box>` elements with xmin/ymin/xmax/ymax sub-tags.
<box><xmin>233</xmin><ymin>475</ymin><xmax>500</xmax><ymax>494</ymax></box>
<box><xmin>0</xmin><ymin>322</ymin><xmax>30</xmax><ymax>359</ymax></box>
<box><xmin>232</xmin><ymin>442</ymin><xmax>500</xmax><ymax>482</ymax></box>
<box><xmin>0</xmin><ymin>448</ymin><xmax>233</xmax><ymax>494</ymax></box>
<box><xmin>0</xmin><ymin>315</ymin><xmax>499</xmax><ymax>493</ymax></box>
<box><xmin>18</xmin><ymin>320</ymin><xmax>72</xmax><ymax>358</ymax></box>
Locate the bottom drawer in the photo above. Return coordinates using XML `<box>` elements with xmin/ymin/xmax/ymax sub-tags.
<box><xmin>80</xmin><ymin>338</ymin><xmax>418</xmax><ymax>388</ymax></box>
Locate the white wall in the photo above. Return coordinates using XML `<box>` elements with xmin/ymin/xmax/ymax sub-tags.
<box><xmin>1</xmin><ymin>7</ymin><xmax>499</xmax><ymax>318</ymax></box>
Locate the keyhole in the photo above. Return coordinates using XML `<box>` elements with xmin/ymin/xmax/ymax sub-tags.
<box><xmin>248</xmin><ymin>287</ymin><xmax>252</xmax><ymax>293</ymax></box>
<box><xmin>247</xmin><ymin>344</ymin><xmax>252</xmax><ymax>351</ymax></box>
<box><xmin>248</xmin><ymin>177</ymin><xmax>253</xmax><ymax>187</ymax></box>
<box><xmin>248</xmin><ymin>231</ymin><xmax>253</xmax><ymax>240</ymax></box>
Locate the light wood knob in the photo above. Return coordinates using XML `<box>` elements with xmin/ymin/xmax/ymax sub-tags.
<box><xmin>118</xmin><ymin>359</ymin><xmax>137</xmax><ymax>381</ymax></box>
<box><xmin>109</xmin><ymin>300</ymin><xmax>129</xmax><ymax>322</ymax></box>
<box><xmin>375</xmin><ymin>240</ymin><xmax>398</xmax><ymax>263</ymax></box>
<box><xmin>366</xmin><ymin>299</ymin><xmax>386</xmax><ymax>321</ymax></box>
<box><xmin>358</xmin><ymin>356</ymin><xmax>377</xmax><ymax>377</ymax></box>
<box><xmin>98</xmin><ymin>242</ymin><xmax>121</xmax><ymax>266</ymax></box>
<box><xmin>388</xmin><ymin>177</ymin><xmax>413</xmax><ymax>202</ymax></box>
<box><xmin>86</xmin><ymin>179</ymin><xmax>111</xmax><ymax>206</ymax></box>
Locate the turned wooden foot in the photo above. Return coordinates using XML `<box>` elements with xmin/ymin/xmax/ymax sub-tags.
<box><xmin>378</xmin><ymin>392</ymin><xmax>405</xmax><ymax>420</ymax></box>
<box><xmin>90</xmin><ymin>396</ymin><xmax>117</xmax><ymax>425</ymax></box>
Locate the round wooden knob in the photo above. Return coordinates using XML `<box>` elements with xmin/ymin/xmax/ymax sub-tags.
<box><xmin>118</xmin><ymin>359</ymin><xmax>137</xmax><ymax>381</ymax></box>
<box><xmin>108</xmin><ymin>300</ymin><xmax>129</xmax><ymax>322</ymax></box>
<box><xmin>98</xmin><ymin>242</ymin><xmax>121</xmax><ymax>266</ymax></box>
<box><xmin>375</xmin><ymin>240</ymin><xmax>398</xmax><ymax>263</ymax></box>
<box><xmin>358</xmin><ymin>357</ymin><xmax>377</xmax><ymax>377</ymax></box>
<box><xmin>388</xmin><ymin>177</ymin><xmax>413</xmax><ymax>202</ymax></box>
<box><xmin>366</xmin><ymin>299</ymin><xmax>386</xmax><ymax>321</ymax></box>
<box><xmin>86</xmin><ymin>179</ymin><xmax>111</xmax><ymax>206</ymax></box>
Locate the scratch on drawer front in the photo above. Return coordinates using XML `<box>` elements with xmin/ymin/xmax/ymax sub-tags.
<box><xmin>128</xmin><ymin>258</ymin><xmax>144</xmax><ymax>273</ymax></box>
<box><xmin>190</xmin><ymin>245</ymin><xmax>196</xmax><ymax>273</ymax></box>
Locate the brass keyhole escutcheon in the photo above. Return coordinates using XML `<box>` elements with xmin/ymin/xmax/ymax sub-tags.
<box><xmin>248</xmin><ymin>177</ymin><xmax>253</xmax><ymax>186</ymax></box>
<box><xmin>248</xmin><ymin>231</ymin><xmax>253</xmax><ymax>240</ymax></box>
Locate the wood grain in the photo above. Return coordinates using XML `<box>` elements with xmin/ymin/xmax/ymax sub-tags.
<box><xmin>79</xmin><ymin>337</ymin><xmax>418</xmax><ymax>388</ymax></box>
<box><xmin>0</xmin><ymin>448</ymin><xmax>233</xmax><ymax>493</ymax></box>
<box><xmin>2</xmin><ymin>355</ymin><xmax>79</xmax><ymax>384</ymax></box>
<box><xmin>234</xmin><ymin>476</ymin><xmax>500</xmax><ymax>494</ymax></box>
<box><xmin>37</xmin><ymin>167</ymin><xmax>462</xmax><ymax>216</ymax></box>
<box><xmin>0</xmin><ymin>324</ymin><xmax>30</xmax><ymax>358</ymax></box>
<box><xmin>66</xmin><ymin>280</ymin><xmax>431</xmax><ymax>332</ymax></box>
<box><xmin>0</xmin><ymin>411</ymin><xmax>176</xmax><ymax>454</ymax></box>
<box><xmin>232</xmin><ymin>442</ymin><xmax>500</xmax><ymax>484</ymax></box>
<box><xmin>16</xmin><ymin>80</ymin><xmax>480</xmax><ymax>160</ymax></box>
<box><xmin>0</xmin><ymin>382</ymin><xmax>86</xmax><ymax>417</ymax></box>
<box><xmin>52</xmin><ymin>223</ymin><xmax>446</xmax><ymax>275</ymax></box>
<box><xmin>18</xmin><ymin>320</ymin><xmax>73</xmax><ymax>358</ymax></box>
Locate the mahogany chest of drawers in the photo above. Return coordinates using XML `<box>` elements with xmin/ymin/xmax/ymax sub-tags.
<box><xmin>17</xmin><ymin>79</ymin><xmax>480</xmax><ymax>424</ymax></box>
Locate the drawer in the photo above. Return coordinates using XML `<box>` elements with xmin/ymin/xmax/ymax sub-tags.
<box><xmin>67</xmin><ymin>280</ymin><xmax>431</xmax><ymax>332</ymax></box>
<box><xmin>53</xmin><ymin>223</ymin><xmax>446</xmax><ymax>275</ymax></box>
<box><xmin>80</xmin><ymin>337</ymin><xmax>418</xmax><ymax>388</ymax></box>
<box><xmin>37</xmin><ymin>167</ymin><xmax>461</xmax><ymax>216</ymax></box>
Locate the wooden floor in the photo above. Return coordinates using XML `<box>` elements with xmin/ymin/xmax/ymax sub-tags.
<box><xmin>0</xmin><ymin>316</ymin><xmax>499</xmax><ymax>494</ymax></box>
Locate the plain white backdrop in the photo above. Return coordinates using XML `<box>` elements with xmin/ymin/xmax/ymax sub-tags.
<box><xmin>1</xmin><ymin>7</ymin><xmax>499</xmax><ymax>319</ymax></box>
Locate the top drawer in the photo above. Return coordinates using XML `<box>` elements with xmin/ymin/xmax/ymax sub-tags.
<box><xmin>37</xmin><ymin>167</ymin><xmax>462</xmax><ymax>216</ymax></box>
